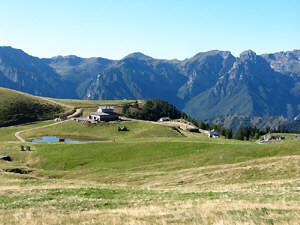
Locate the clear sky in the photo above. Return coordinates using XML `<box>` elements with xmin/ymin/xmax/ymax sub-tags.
<box><xmin>0</xmin><ymin>0</ymin><xmax>299</xmax><ymax>60</ymax></box>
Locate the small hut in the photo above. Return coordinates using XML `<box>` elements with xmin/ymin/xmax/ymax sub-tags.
<box><xmin>186</xmin><ymin>128</ymin><xmax>200</xmax><ymax>133</ymax></box>
<box><xmin>208</xmin><ymin>129</ymin><xmax>220</xmax><ymax>138</ymax></box>
<box><xmin>158</xmin><ymin>117</ymin><xmax>171</xmax><ymax>122</ymax></box>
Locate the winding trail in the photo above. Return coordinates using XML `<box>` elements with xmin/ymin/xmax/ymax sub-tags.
<box><xmin>14</xmin><ymin>108</ymin><xmax>82</xmax><ymax>142</ymax></box>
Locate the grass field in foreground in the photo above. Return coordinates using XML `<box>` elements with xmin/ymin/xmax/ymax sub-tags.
<box><xmin>0</xmin><ymin>119</ymin><xmax>299</xmax><ymax>224</ymax></box>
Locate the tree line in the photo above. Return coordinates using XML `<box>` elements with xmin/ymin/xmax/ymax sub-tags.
<box><xmin>197</xmin><ymin>121</ymin><xmax>294</xmax><ymax>140</ymax></box>
<box><xmin>122</xmin><ymin>99</ymin><xmax>187</xmax><ymax>121</ymax></box>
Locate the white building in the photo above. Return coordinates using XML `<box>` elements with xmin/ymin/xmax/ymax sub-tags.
<box><xmin>158</xmin><ymin>117</ymin><xmax>171</xmax><ymax>122</ymax></box>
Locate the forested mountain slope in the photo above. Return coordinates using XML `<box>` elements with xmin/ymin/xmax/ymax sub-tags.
<box><xmin>1</xmin><ymin>46</ymin><xmax>299</xmax><ymax>120</ymax></box>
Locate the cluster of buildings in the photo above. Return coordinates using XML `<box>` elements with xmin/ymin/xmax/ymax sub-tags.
<box><xmin>257</xmin><ymin>134</ymin><xmax>285</xmax><ymax>143</ymax></box>
<box><xmin>58</xmin><ymin>105</ymin><xmax>291</xmax><ymax>143</ymax></box>
<box><xmin>69</xmin><ymin>105</ymin><xmax>221</xmax><ymax>138</ymax></box>
<box><xmin>263</xmin><ymin>134</ymin><xmax>285</xmax><ymax>141</ymax></box>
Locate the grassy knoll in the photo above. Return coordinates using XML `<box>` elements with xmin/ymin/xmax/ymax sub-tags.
<box><xmin>19</xmin><ymin>119</ymin><xmax>250</xmax><ymax>144</ymax></box>
<box><xmin>0</xmin><ymin>88</ymin><xmax>73</xmax><ymax>127</ymax></box>
<box><xmin>0</xmin><ymin>117</ymin><xmax>299</xmax><ymax>224</ymax></box>
<box><xmin>19</xmin><ymin>120</ymin><xmax>186</xmax><ymax>142</ymax></box>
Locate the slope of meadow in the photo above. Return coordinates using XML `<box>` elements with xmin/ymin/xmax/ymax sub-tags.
<box><xmin>0</xmin><ymin>101</ymin><xmax>299</xmax><ymax>224</ymax></box>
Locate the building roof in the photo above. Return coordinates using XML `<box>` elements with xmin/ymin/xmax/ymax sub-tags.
<box><xmin>272</xmin><ymin>135</ymin><xmax>284</xmax><ymax>139</ymax></box>
<box><xmin>159</xmin><ymin>117</ymin><xmax>171</xmax><ymax>120</ymax></box>
<box><xmin>91</xmin><ymin>112</ymin><xmax>119</xmax><ymax>116</ymax></box>
<box><xmin>98</xmin><ymin>106</ymin><xmax>114</xmax><ymax>110</ymax></box>
<box><xmin>209</xmin><ymin>129</ymin><xmax>220</xmax><ymax>135</ymax></box>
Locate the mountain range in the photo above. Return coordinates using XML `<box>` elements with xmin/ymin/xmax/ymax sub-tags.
<box><xmin>0</xmin><ymin>46</ymin><xmax>299</xmax><ymax>120</ymax></box>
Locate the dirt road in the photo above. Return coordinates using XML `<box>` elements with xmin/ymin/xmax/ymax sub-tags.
<box><xmin>14</xmin><ymin>108</ymin><xmax>82</xmax><ymax>142</ymax></box>
<box><xmin>158</xmin><ymin>121</ymin><xmax>209</xmax><ymax>134</ymax></box>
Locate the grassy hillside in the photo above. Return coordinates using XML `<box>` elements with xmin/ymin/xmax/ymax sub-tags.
<box><xmin>31</xmin><ymin>138</ymin><xmax>299</xmax><ymax>181</ymax></box>
<box><xmin>20</xmin><ymin>120</ymin><xmax>186</xmax><ymax>142</ymax></box>
<box><xmin>43</xmin><ymin>97</ymin><xmax>137</xmax><ymax>108</ymax></box>
<box><xmin>0</xmin><ymin>88</ymin><xmax>73</xmax><ymax>127</ymax></box>
<box><xmin>0</xmin><ymin>103</ymin><xmax>299</xmax><ymax>224</ymax></box>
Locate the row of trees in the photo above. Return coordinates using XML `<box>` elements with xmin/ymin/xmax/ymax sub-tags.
<box><xmin>265</xmin><ymin>125</ymin><xmax>289</xmax><ymax>133</ymax></box>
<box><xmin>122</xmin><ymin>99</ymin><xmax>297</xmax><ymax>141</ymax></box>
<box><xmin>197</xmin><ymin>122</ymin><xmax>294</xmax><ymax>140</ymax></box>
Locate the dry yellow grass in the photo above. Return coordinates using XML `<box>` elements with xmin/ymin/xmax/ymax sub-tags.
<box><xmin>0</xmin><ymin>155</ymin><xmax>299</xmax><ymax>224</ymax></box>
<box><xmin>137</xmin><ymin>155</ymin><xmax>300</xmax><ymax>190</ymax></box>
<box><xmin>1</xmin><ymin>199</ymin><xmax>299</xmax><ymax>225</ymax></box>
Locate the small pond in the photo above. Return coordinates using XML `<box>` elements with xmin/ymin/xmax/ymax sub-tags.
<box><xmin>32</xmin><ymin>136</ymin><xmax>94</xmax><ymax>142</ymax></box>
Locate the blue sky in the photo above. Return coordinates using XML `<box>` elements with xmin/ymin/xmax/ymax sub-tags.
<box><xmin>0</xmin><ymin>0</ymin><xmax>299</xmax><ymax>59</ymax></box>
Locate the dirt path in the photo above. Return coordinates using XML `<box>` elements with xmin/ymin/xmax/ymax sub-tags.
<box><xmin>14</xmin><ymin>121</ymin><xmax>65</xmax><ymax>142</ymax></box>
<box><xmin>14</xmin><ymin>108</ymin><xmax>82</xmax><ymax>142</ymax></box>
<box><xmin>157</xmin><ymin>121</ymin><xmax>209</xmax><ymax>134</ymax></box>
<box><xmin>67</xmin><ymin>108</ymin><xmax>83</xmax><ymax>118</ymax></box>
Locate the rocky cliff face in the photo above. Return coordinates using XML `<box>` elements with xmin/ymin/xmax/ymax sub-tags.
<box><xmin>1</xmin><ymin>46</ymin><xmax>299</xmax><ymax>120</ymax></box>
<box><xmin>84</xmin><ymin>53</ymin><xmax>187</xmax><ymax>108</ymax></box>
<box><xmin>183</xmin><ymin>50</ymin><xmax>300</xmax><ymax>119</ymax></box>
<box><xmin>262</xmin><ymin>50</ymin><xmax>300</xmax><ymax>76</ymax></box>
<box><xmin>42</xmin><ymin>55</ymin><xmax>113</xmax><ymax>98</ymax></box>
<box><xmin>0</xmin><ymin>46</ymin><xmax>76</xmax><ymax>98</ymax></box>
<box><xmin>176</xmin><ymin>50</ymin><xmax>236</xmax><ymax>101</ymax></box>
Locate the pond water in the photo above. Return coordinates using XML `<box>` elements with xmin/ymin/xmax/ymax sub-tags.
<box><xmin>32</xmin><ymin>136</ymin><xmax>94</xmax><ymax>142</ymax></box>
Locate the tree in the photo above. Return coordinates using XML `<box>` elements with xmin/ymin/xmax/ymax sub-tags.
<box><xmin>225</xmin><ymin>129</ymin><xmax>233</xmax><ymax>139</ymax></box>
<box><xmin>122</xmin><ymin>104</ymin><xmax>131</xmax><ymax>117</ymax></box>
<box><xmin>254</xmin><ymin>132</ymin><xmax>260</xmax><ymax>139</ymax></box>
<box><xmin>133</xmin><ymin>101</ymin><xmax>139</xmax><ymax>108</ymax></box>
<box><xmin>198</xmin><ymin>120</ymin><xmax>210</xmax><ymax>130</ymax></box>
<box><xmin>282</xmin><ymin>125</ymin><xmax>289</xmax><ymax>133</ymax></box>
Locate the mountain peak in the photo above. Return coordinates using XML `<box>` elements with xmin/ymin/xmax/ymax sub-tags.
<box><xmin>187</xmin><ymin>50</ymin><xmax>234</xmax><ymax>64</ymax></box>
<box><xmin>0</xmin><ymin>46</ymin><xmax>14</xmax><ymax>50</ymax></box>
<box><xmin>240</xmin><ymin>50</ymin><xmax>257</xmax><ymax>60</ymax></box>
<box><xmin>51</xmin><ymin>55</ymin><xmax>82</xmax><ymax>60</ymax></box>
<box><xmin>192</xmin><ymin>50</ymin><xmax>221</xmax><ymax>59</ymax></box>
<box><xmin>0</xmin><ymin>46</ymin><xmax>28</xmax><ymax>57</ymax></box>
<box><xmin>124</xmin><ymin>52</ymin><xmax>153</xmax><ymax>60</ymax></box>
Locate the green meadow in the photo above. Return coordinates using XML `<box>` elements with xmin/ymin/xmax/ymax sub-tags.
<box><xmin>43</xmin><ymin>97</ymin><xmax>137</xmax><ymax>108</ymax></box>
<box><xmin>0</xmin><ymin>102</ymin><xmax>299</xmax><ymax>224</ymax></box>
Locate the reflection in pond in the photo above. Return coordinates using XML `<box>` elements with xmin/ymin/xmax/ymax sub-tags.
<box><xmin>32</xmin><ymin>136</ymin><xmax>94</xmax><ymax>142</ymax></box>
